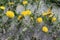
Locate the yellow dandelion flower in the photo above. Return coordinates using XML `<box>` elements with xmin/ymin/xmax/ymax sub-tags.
<box><xmin>0</xmin><ymin>6</ymin><xmax>5</xmax><ymax>10</ymax></box>
<box><xmin>6</xmin><ymin>11</ymin><xmax>15</xmax><ymax>18</ymax></box>
<box><xmin>52</xmin><ymin>17</ymin><xmax>56</xmax><ymax>22</ymax></box>
<box><xmin>47</xmin><ymin>8</ymin><xmax>51</xmax><ymax>12</ymax></box>
<box><xmin>47</xmin><ymin>11</ymin><xmax>52</xmax><ymax>15</ymax></box>
<box><xmin>21</xmin><ymin>10</ymin><xmax>31</xmax><ymax>16</ymax></box>
<box><xmin>42</xmin><ymin>9</ymin><xmax>52</xmax><ymax>16</ymax></box>
<box><xmin>18</xmin><ymin>15</ymin><xmax>22</xmax><ymax>20</ymax></box>
<box><xmin>42</xmin><ymin>26</ymin><xmax>48</xmax><ymax>32</ymax></box>
<box><xmin>26</xmin><ymin>10</ymin><xmax>31</xmax><ymax>15</ymax></box>
<box><xmin>23</xmin><ymin>1</ymin><xmax>28</xmax><ymax>5</ymax></box>
<box><xmin>21</xmin><ymin>11</ymin><xmax>27</xmax><ymax>16</ymax></box>
<box><xmin>49</xmin><ymin>14</ymin><xmax>53</xmax><ymax>17</ymax></box>
<box><xmin>42</xmin><ymin>12</ymin><xmax>48</xmax><ymax>16</ymax></box>
<box><xmin>36</xmin><ymin>17</ymin><xmax>43</xmax><ymax>23</ymax></box>
<box><xmin>46</xmin><ymin>8</ymin><xmax>52</xmax><ymax>15</ymax></box>
<box><xmin>8</xmin><ymin>2</ymin><xmax>14</xmax><ymax>5</ymax></box>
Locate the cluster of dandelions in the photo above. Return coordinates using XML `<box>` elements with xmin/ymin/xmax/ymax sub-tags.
<box><xmin>0</xmin><ymin>7</ymin><xmax>59</xmax><ymax>33</ymax></box>
<box><xmin>0</xmin><ymin>0</ymin><xmax>60</xmax><ymax>40</ymax></box>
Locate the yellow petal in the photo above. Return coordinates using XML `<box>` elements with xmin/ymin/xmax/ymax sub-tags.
<box><xmin>0</xmin><ymin>6</ymin><xmax>5</xmax><ymax>10</ymax></box>
<box><xmin>18</xmin><ymin>15</ymin><xmax>22</xmax><ymax>20</ymax></box>
<box><xmin>23</xmin><ymin>1</ymin><xmax>28</xmax><ymax>5</ymax></box>
<box><xmin>42</xmin><ymin>26</ymin><xmax>48</xmax><ymax>32</ymax></box>
<box><xmin>6</xmin><ymin>11</ymin><xmax>15</xmax><ymax>18</ymax></box>
<box><xmin>52</xmin><ymin>17</ymin><xmax>56</xmax><ymax>22</ymax></box>
<box><xmin>36</xmin><ymin>17</ymin><xmax>43</xmax><ymax>23</ymax></box>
